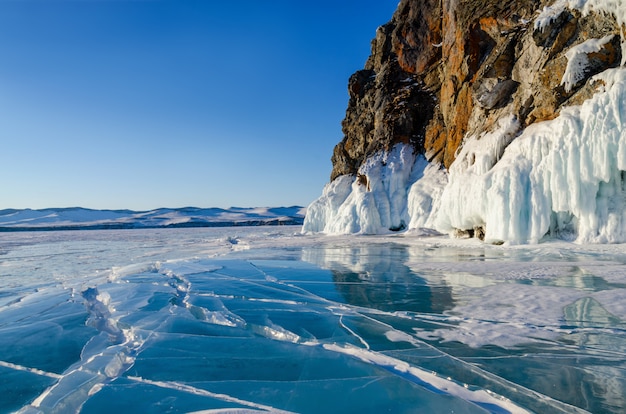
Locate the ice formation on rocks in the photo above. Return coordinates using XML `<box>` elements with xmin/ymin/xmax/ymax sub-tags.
<box><xmin>438</xmin><ymin>69</ymin><xmax>626</xmax><ymax>243</ymax></box>
<box><xmin>304</xmin><ymin>69</ymin><xmax>626</xmax><ymax>243</ymax></box>
<box><xmin>303</xmin><ymin>145</ymin><xmax>420</xmax><ymax>234</ymax></box>
<box><xmin>304</xmin><ymin>0</ymin><xmax>626</xmax><ymax>244</ymax></box>
<box><xmin>535</xmin><ymin>0</ymin><xmax>626</xmax><ymax>66</ymax></box>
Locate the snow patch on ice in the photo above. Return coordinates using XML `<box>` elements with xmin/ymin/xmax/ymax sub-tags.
<box><xmin>414</xmin><ymin>284</ymin><xmax>584</xmax><ymax>348</ymax></box>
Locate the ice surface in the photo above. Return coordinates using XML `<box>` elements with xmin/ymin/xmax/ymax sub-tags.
<box><xmin>2</xmin><ymin>228</ymin><xmax>626</xmax><ymax>413</ymax></box>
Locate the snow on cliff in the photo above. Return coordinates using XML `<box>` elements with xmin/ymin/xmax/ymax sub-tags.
<box><xmin>304</xmin><ymin>68</ymin><xmax>626</xmax><ymax>243</ymax></box>
<box><xmin>304</xmin><ymin>145</ymin><xmax>418</xmax><ymax>234</ymax></box>
<box><xmin>535</xmin><ymin>0</ymin><xmax>626</xmax><ymax>65</ymax></box>
<box><xmin>303</xmin><ymin>0</ymin><xmax>626</xmax><ymax>244</ymax></box>
<box><xmin>438</xmin><ymin>69</ymin><xmax>626</xmax><ymax>243</ymax></box>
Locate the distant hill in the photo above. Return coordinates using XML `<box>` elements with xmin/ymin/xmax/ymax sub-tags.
<box><xmin>0</xmin><ymin>206</ymin><xmax>306</xmax><ymax>231</ymax></box>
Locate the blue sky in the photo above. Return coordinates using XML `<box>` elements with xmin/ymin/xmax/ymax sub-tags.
<box><xmin>0</xmin><ymin>0</ymin><xmax>398</xmax><ymax>210</ymax></box>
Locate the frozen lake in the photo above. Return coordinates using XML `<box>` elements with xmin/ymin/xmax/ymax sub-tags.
<box><xmin>2</xmin><ymin>227</ymin><xmax>626</xmax><ymax>413</ymax></box>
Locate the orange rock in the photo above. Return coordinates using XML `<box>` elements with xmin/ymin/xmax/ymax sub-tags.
<box><xmin>329</xmin><ymin>0</ymin><xmax>621</xmax><ymax>183</ymax></box>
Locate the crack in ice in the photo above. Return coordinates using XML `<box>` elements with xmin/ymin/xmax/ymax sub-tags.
<box><xmin>0</xmin><ymin>360</ymin><xmax>62</xmax><ymax>380</ymax></box>
<box><xmin>125</xmin><ymin>376</ymin><xmax>296</xmax><ymax>414</ymax></box>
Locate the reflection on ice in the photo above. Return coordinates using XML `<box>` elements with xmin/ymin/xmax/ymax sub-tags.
<box><xmin>1</xmin><ymin>228</ymin><xmax>626</xmax><ymax>413</ymax></box>
<box><xmin>303</xmin><ymin>244</ymin><xmax>455</xmax><ymax>314</ymax></box>
<box><xmin>301</xmin><ymin>240</ymin><xmax>626</xmax><ymax>413</ymax></box>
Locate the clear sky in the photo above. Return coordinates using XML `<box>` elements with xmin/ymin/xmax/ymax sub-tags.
<box><xmin>0</xmin><ymin>0</ymin><xmax>398</xmax><ymax>211</ymax></box>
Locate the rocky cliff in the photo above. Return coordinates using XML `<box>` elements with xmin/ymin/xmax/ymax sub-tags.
<box><xmin>332</xmin><ymin>0</ymin><xmax>622</xmax><ymax>177</ymax></box>
<box><xmin>305</xmin><ymin>0</ymin><xmax>626</xmax><ymax>244</ymax></box>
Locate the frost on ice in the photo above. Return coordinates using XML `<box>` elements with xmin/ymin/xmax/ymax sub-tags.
<box><xmin>304</xmin><ymin>67</ymin><xmax>626</xmax><ymax>243</ymax></box>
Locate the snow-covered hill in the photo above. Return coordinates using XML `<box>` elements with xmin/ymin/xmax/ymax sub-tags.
<box><xmin>0</xmin><ymin>206</ymin><xmax>305</xmax><ymax>231</ymax></box>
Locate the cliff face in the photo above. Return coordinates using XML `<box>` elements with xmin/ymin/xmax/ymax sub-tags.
<box><xmin>307</xmin><ymin>0</ymin><xmax>626</xmax><ymax>243</ymax></box>
<box><xmin>332</xmin><ymin>0</ymin><xmax>622</xmax><ymax>180</ymax></box>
